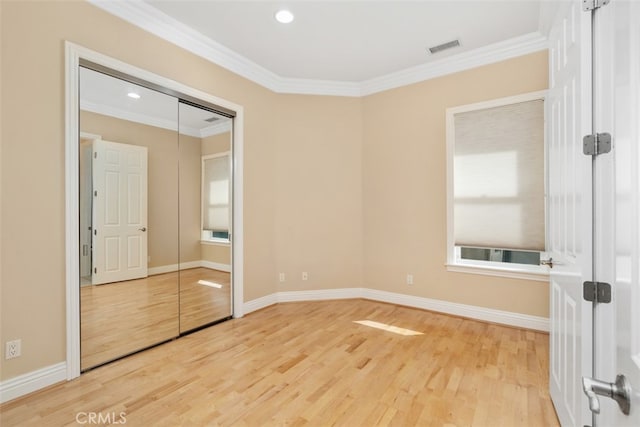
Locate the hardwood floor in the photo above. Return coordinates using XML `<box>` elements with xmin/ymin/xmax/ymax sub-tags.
<box><xmin>1</xmin><ymin>299</ymin><xmax>559</xmax><ymax>426</ymax></box>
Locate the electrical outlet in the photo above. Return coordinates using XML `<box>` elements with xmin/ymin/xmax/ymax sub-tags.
<box><xmin>406</xmin><ymin>274</ymin><xmax>414</xmax><ymax>285</ymax></box>
<box><xmin>302</xmin><ymin>272</ymin><xmax>308</xmax><ymax>281</ymax></box>
<box><xmin>279</xmin><ymin>273</ymin><xmax>285</xmax><ymax>282</ymax></box>
<box><xmin>5</xmin><ymin>339</ymin><xmax>21</xmax><ymax>359</ymax></box>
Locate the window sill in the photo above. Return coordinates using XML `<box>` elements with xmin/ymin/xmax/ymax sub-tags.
<box><xmin>200</xmin><ymin>239</ymin><xmax>230</xmax><ymax>247</ymax></box>
<box><xmin>446</xmin><ymin>260</ymin><xmax>549</xmax><ymax>282</ymax></box>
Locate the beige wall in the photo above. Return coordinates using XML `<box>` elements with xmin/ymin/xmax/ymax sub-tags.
<box><xmin>202</xmin><ymin>244</ymin><xmax>231</xmax><ymax>266</ymax></box>
<box><xmin>274</xmin><ymin>95</ymin><xmax>364</xmax><ymax>291</ymax></box>
<box><xmin>202</xmin><ymin>132</ymin><xmax>231</xmax><ymax>156</ymax></box>
<box><xmin>0</xmin><ymin>0</ymin><xmax>549</xmax><ymax>383</ymax></box>
<box><xmin>362</xmin><ymin>50</ymin><xmax>549</xmax><ymax>317</ymax></box>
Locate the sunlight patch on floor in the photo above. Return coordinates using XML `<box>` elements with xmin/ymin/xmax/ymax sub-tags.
<box><xmin>197</xmin><ymin>279</ymin><xmax>223</xmax><ymax>289</ymax></box>
<box><xmin>353</xmin><ymin>320</ymin><xmax>423</xmax><ymax>336</ymax></box>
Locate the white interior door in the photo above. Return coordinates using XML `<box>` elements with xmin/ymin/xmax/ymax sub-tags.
<box><xmin>92</xmin><ymin>140</ymin><xmax>148</xmax><ymax>285</ymax></box>
<box><xmin>593</xmin><ymin>0</ymin><xmax>640</xmax><ymax>425</ymax></box>
<box><xmin>547</xmin><ymin>1</ymin><xmax>594</xmax><ymax>426</ymax></box>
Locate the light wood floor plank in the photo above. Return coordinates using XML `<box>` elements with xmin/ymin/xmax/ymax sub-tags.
<box><xmin>1</xmin><ymin>299</ymin><xmax>559</xmax><ymax>426</ymax></box>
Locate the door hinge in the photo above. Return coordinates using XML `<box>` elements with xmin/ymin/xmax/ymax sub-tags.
<box><xmin>583</xmin><ymin>0</ymin><xmax>610</xmax><ymax>12</ymax></box>
<box><xmin>94</xmin><ymin>152</ymin><xmax>97</xmax><ymax>159</ymax></box>
<box><xmin>583</xmin><ymin>133</ymin><xmax>612</xmax><ymax>156</ymax></box>
<box><xmin>94</xmin><ymin>267</ymin><xmax>97</xmax><ymax>274</ymax></box>
<box><xmin>583</xmin><ymin>281</ymin><xmax>612</xmax><ymax>303</ymax></box>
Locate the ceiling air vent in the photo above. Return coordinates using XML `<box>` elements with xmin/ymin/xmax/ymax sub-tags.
<box><xmin>205</xmin><ymin>116</ymin><xmax>220</xmax><ymax>123</ymax></box>
<box><xmin>428</xmin><ymin>39</ymin><xmax>460</xmax><ymax>54</ymax></box>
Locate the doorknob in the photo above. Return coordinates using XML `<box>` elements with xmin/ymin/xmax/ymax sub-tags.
<box><xmin>138</xmin><ymin>227</ymin><xmax>147</xmax><ymax>232</ymax></box>
<box><xmin>540</xmin><ymin>257</ymin><xmax>554</xmax><ymax>268</ymax></box>
<box><xmin>582</xmin><ymin>375</ymin><xmax>631</xmax><ymax>415</ymax></box>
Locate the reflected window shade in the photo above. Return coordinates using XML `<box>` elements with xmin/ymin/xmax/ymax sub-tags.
<box><xmin>453</xmin><ymin>99</ymin><xmax>545</xmax><ymax>251</ymax></box>
<box><xmin>202</xmin><ymin>156</ymin><xmax>230</xmax><ymax>232</ymax></box>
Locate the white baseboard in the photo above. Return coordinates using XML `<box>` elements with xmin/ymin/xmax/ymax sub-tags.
<box><xmin>360</xmin><ymin>288</ymin><xmax>549</xmax><ymax>331</ymax></box>
<box><xmin>0</xmin><ymin>362</ymin><xmax>66</xmax><ymax>404</ymax></box>
<box><xmin>244</xmin><ymin>287</ymin><xmax>549</xmax><ymax>332</ymax></box>
<box><xmin>278</xmin><ymin>288</ymin><xmax>360</xmax><ymax>302</ymax></box>
<box><xmin>200</xmin><ymin>261</ymin><xmax>231</xmax><ymax>273</ymax></box>
<box><xmin>242</xmin><ymin>293</ymin><xmax>278</xmax><ymax>314</ymax></box>
<box><xmin>148</xmin><ymin>261</ymin><xmax>231</xmax><ymax>276</ymax></box>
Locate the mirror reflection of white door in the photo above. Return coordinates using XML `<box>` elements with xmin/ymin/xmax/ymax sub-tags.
<box><xmin>595</xmin><ymin>0</ymin><xmax>640</xmax><ymax>425</ymax></box>
<box><xmin>547</xmin><ymin>1</ymin><xmax>593</xmax><ymax>426</ymax></box>
<box><xmin>92</xmin><ymin>140</ymin><xmax>148</xmax><ymax>285</ymax></box>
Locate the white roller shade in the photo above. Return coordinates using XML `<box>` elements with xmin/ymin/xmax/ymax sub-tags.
<box><xmin>453</xmin><ymin>99</ymin><xmax>545</xmax><ymax>251</ymax></box>
<box><xmin>202</xmin><ymin>155</ymin><xmax>230</xmax><ymax>232</ymax></box>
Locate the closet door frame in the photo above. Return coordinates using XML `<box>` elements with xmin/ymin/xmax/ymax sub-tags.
<box><xmin>64</xmin><ymin>41</ymin><xmax>245</xmax><ymax>380</ymax></box>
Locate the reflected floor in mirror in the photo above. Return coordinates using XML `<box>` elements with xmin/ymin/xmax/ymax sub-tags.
<box><xmin>81</xmin><ymin>268</ymin><xmax>231</xmax><ymax>370</ymax></box>
<box><xmin>179</xmin><ymin>267</ymin><xmax>231</xmax><ymax>333</ymax></box>
<box><xmin>81</xmin><ymin>272</ymin><xmax>180</xmax><ymax>370</ymax></box>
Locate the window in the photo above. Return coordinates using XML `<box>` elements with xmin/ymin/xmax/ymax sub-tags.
<box><xmin>446</xmin><ymin>91</ymin><xmax>548</xmax><ymax>280</ymax></box>
<box><xmin>202</xmin><ymin>152</ymin><xmax>230</xmax><ymax>244</ymax></box>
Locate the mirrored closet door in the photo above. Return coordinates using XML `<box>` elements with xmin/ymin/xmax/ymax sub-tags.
<box><xmin>79</xmin><ymin>65</ymin><xmax>233</xmax><ymax>371</ymax></box>
<box><xmin>178</xmin><ymin>101</ymin><xmax>233</xmax><ymax>333</ymax></box>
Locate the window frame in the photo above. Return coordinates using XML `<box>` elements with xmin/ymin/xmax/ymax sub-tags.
<box><xmin>201</xmin><ymin>151</ymin><xmax>231</xmax><ymax>246</ymax></box>
<box><xmin>445</xmin><ymin>90</ymin><xmax>549</xmax><ymax>282</ymax></box>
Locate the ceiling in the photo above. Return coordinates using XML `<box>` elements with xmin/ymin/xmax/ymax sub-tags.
<box><xmin>144</xmin><ymin>0</ymin><xmax>544</xmax><ymax>82</ymax></box>
<box><xmin>90</xmin><ymin>0</ymin><xmax>552</xmax><ymax>96</ymax></box>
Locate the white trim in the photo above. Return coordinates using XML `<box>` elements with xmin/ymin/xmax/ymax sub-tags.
<box><xmin>243</xmin><ymin>293</ymin><xmax>279</xmax><ymax>314</ymax></box>
<box><xmin>0</xmin><ymin>363</ymin><xmax>66</xmax><ymax>404</ymax></box>
<box><xmin>360</xmin><ymin>289</ymin><xmax>549</xmax><ymax>332</ymax></box>
<box><xmin>243</xmin><ymin>288</ymin><xmax>549</xmax><ymax>332</ymax></box>
<box><xmin>445</xmin><ymin>90</ymin><xmax>549</xmax><ymax>280</ymax></box>
<box><xmin>277</xmin><ymin>77</ymin><xmax>361</xmax><ymax>97</ymax></box>
<box><xmin>65</xmin><ymin>42</ymin><xmax>245</xmax><ymax>382</ymax></box>
<box><xmin>445</xmin><ymin>263</ymin><xmax>549</xmax><ymax>282</ymax></box>
<box><xmin>200</xmin><ymin>240</ymin><xmax>230</xmax><ymax>247</ymax></box>
<box><xmin>277</xmin><ymin>288</ymin><xmax>361</xmax><ymax>303</ymax></box>
<box><xmin>147</xmin><ymin>261</ymin><xmax>231</xmax><ymax>276</ymax></box>
<box><xmin>65</xmin><ymin>43</ymin><xmax>82</xmax><ymax>380</ymax></box>
<box><xmin>87</xmin><ymin>0</ymin><xmax>547</xmax><ymax>97</ymax></box>
<box><xmin>200</xmin><ymin>261</ymin><xmax>231</xmax><ymax>273</ymax></box>
<box><xmin>446</xmin><ymin>89</ymin><xmax>548</xmax><ymax>116</ymax></box>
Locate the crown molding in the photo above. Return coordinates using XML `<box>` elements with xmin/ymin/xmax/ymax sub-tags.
<box><xmin>89</xmin><ymin>1</ymin><xmax>548</xmax><ymax>98</ymax></box>
<box><xmin>88</xmin><ymin>0</ymin><xmax>282</xmax><ymax>90</ymax></box>
<box><xmin>360</xmin><ymin>32</ymin><xmax>549</xmax><ymax>96</ymax></box>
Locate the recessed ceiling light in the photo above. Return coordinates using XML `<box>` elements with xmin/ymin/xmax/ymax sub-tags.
<box><xmin>275</xmin><ymin>9</ymin><xmax>294</xmax><ymax>24</ymax></box>
<box><xmin>127</xmin><ymin>92</ymin><xmax>141</xmax><ymax>99</ymax></box>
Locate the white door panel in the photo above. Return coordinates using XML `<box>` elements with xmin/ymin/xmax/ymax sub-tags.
<box><xmin>92</xmin><ymin>140</ymin><xmax>148</xmax><ymax>285</ymax></box>
<box><xmin>595</xmin><ymin>0</ymin><xmax>640</xmax><ymax>425</ymax></box>
<box><xmin>548</xmin><ymin>1</ymin><xmax>594</xmax><ymax>426</ymax></box>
